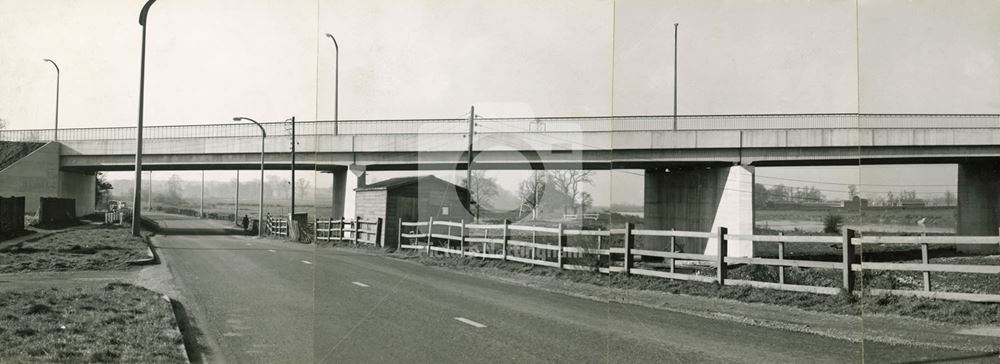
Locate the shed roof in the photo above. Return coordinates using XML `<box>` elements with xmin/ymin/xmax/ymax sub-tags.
<box><xmin>355</xmin><ymin>175</ymin><xmax>469</xmax><ymax>193</ymax></box>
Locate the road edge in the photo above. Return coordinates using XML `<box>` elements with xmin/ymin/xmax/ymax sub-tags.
<box><xmin>161</xmin><ymin>294</ymin><xmax>192</xmax><ymax>364</ymax></box>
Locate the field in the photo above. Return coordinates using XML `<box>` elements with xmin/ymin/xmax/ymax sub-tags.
<box><xmin>757</xmin><ymin>206</ymin><xmax>956</xmax><ymax>233</ymax></box>
<box><xmin>0</xmin><ymin>283</ymin><xmax>185</xmax><ymax>363</ymax></box>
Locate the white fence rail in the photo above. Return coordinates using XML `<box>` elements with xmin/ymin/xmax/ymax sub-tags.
<box><xmin>315</xmin><ymin>217</ymin><xmax>383</xmax><ymax>246</ymax></box>
<box><xmin>399</xmin><ymin>219</ymin><xmax>1000</xmax><ymax>303</ymax></box>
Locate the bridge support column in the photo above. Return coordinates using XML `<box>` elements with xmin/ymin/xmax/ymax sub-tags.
<box><xmin>200</xmin><ymin>170</ymin><xmax>205</xmax><ymax>218</ymax></box>
<box><xmin>331</xmin><ymin>169</ymin><xmax>347</xmax><ymax>219</ymax></box>
<box><xmin>957</xmin><ymin>163</ymin><xmax>1000</xmax><ymax>253</ymax></box>
<box><xmin>643</xmin><ymin>165</ymin><xmax>754</xmax><ymax>257</ymax></box>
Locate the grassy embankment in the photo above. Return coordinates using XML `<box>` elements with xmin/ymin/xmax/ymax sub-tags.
<box><xmin>0</xmin><ymin>283</ymin><xmax>185</xmax><ymax>363</ymax></box>
<box><xmin>0</xmin><ymin>227</ymin><xmax>149</xmax><ymax>273</ymax></box>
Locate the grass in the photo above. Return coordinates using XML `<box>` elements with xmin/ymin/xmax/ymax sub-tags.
<box><xmin>0</xmin><ymin>227</ymin><xmax>149</xmax><ymax>273</ymax></box>
<box><xmin>389</xmin><ymin>250</ymin><xmax>1000</xmax><ymax>325</ymax></box>
<box><xmin>0</xmin><ymin>282</ymin><xmax>185</xmax><ymax>363</ymax></box>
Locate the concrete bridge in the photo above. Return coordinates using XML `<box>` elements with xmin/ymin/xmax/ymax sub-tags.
<box><xmin>2</xmin><ymin>113</ymin><xmax>1000</xmax><ymax>255</ymax></box>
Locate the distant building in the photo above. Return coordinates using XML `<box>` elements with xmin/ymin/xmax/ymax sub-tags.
<box><xmin>355</xmin><ymin>175</ymin><xmax>472</xmax><ymax>248</ymax></box>
<box><xmin>900</xmin><ymin>199</ymin><xmax>927</xmax><ymax>207</ymax></box>
<box><xmin>843</xmin><ymin>196</ymin><xmax>869</xmax><ymax>209</ymax></box>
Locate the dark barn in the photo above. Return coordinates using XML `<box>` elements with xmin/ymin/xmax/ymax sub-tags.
<box><xmin>355</xmin><ymin>175</ymin><xmax>472</xmax><ymax>248</ymax></box>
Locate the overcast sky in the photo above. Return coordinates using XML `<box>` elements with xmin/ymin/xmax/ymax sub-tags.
<box><xmin>2</xmin><ymin>0</ymin><xmax>998</xmax><ymax>205</ymax></box>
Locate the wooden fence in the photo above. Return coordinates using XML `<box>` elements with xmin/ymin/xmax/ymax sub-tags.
<box><xmin>398</xmin><ymin>218</ymin><xmax>1000</xmax><ymax>303</ymax></box>
<box><xmin>104</xmin><ymin>211</ymin><xmax>125</xmax><ymax>225</ymax></box>
<box><xmin>266</xmin><ymin>217</ymin><xmax>288</xmax><ymax>237</ymax></box>
<box><xmin>315</xmin><ymin>217</ymin><xmax>383</xmax><ymax>246</ymax></box>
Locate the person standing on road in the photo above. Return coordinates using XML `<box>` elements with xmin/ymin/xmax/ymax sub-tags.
<box><xmin>242</xmin><ymin>214</ymin><xmax>250</xmax><ymax>231</ymax></box>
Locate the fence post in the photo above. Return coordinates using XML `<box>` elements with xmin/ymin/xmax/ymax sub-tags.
<box><xmin>842</xmin><ymin>229</ymin><xmax>856</xmax><ymax>292</ymax></box>
<box><xmin>328</xmin><ymin>217</ymin><xmax>334</xmax><ymax>241</ymax></box>
<box><xmin>339</xmin><ymin>217</ymin><xmax>346</xmax><ymax>241</ymax></box>
<box><xmin>557</xmin><ymin>223</ymin><xmax>565</xmax><ymax>270</ymax></box>
<box><xmin>717</xmin><ymin>227</ymin><xmax>728</xmax><ymax>286</ymax></box>
<box><xmin>460</xmin><ymin>219</ymin><xmax>466</xmax><ymax>257</ymax></box>
<box><xmin>502</xmin><ymin>220</ymin><xmax>509</xmax><ymax>261</ymax></box>
<box><xmin>398</xmin><ymin>218</ymin><xmax>403</xmax><ymax>247</ymax></box>
<box><xmin>426</xmin><ymin>216</ymin><xmax>434</xmax><ymax>255</ymax></box>
<box><xmin>624</xmin><ymin>222</ymin><xmax>634</xmax><ymax>276</ymax></box>
<box><xmin>375</xmin><ymin>218</ymin><xmax>383</xmax><ymax>247</ymax></box>
<box><xmin>778</xmin><ymin>232</ymin><xmax>785</xmax><ymax>285</ymax></box>
<box><xmin>353</xmin><ymin>216</ymin><xmax>361</xmax><ymax>245</ymax></box>
<box><xmin>669</xmin><ymin>229</ymin><xmax>676</xmax><ymax>274</ymax></box>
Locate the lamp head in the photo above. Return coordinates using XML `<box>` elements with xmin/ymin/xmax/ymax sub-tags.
<box><xmin>139</xmin><ymin>0</ymin><xmax>157</xmax><ymax>26</ymax></box>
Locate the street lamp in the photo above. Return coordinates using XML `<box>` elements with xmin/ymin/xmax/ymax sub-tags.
<box><xmin>324</xmin><ymin>33</ymin><xmax>339</xmax><ymax>134</ymax></box>
<box><xmin>233</xmin><ymin>116</ymin><xmax>266</xmax><ymax>237</ymax></box>
<box><xmin>132</xmin><ymin>0</ymin><xmax>156</xmax><ymax>236</ymax></box>
<box><xmin>672</xmin><ymin>23</ymin><xmax>679</xmax><ymax>131</ymax></box>
<box><xmin>42</xmin><ymin>59</ymin><xmax>60</xmax><ymax>141</ymax></box>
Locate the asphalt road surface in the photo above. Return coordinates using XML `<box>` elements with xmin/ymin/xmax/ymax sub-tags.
<box><xmin>149</xmin><ymin>214</ymin><xmax>995</xmax><ymax>363</ymax></box>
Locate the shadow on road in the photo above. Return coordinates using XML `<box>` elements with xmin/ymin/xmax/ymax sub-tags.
<box><xmin>156</xmin><ymin>227</ymin><xmax>250</xmax><ymax>236</ymax></box>
<box><xmin>892</xmin><ymin>351</ymin><xmax>999</xmax><ymax>363</ymax></box>
<box><xmin>170</xmin><ymin>298</ymin><xmax>212</xmax><ymax>364</ymax></box>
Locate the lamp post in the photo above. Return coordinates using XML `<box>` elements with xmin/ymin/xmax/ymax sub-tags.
<box><xmin>234</xmin><ymin>117</ymin><xmax>266</xmax><ymax>237</ymax></box>
<box><xmin>672</xmin><ymin>23</ymin><xmax>679</xmax><ymax>131</ymax></box>
<box><xmin>42</xmin><ymin>59</ymin><xmax>60</xmax><ymax>141</ymax></box>
<box><xmin>132</xmin><ymin>0</ymin><xmax>156</xmax><ymax>236</ymax></box>
<box><xmin>324</xmin><ymin>33</ymin><xmax>339</xmax><ymax>134</ymax></box>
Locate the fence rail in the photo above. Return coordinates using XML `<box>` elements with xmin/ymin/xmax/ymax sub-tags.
<box><xmin>314</xmin><ymin>217</ymin><xmax>383</xmax><ymax>246</ymax></box>
<box><xmin>104</xmin><ymin>211</ymin><xmax>125</xmax><ymax>225</ymax></box>
<box><xmin>398</xmin><ymin>219</ymin><xmax>1000</xmax><ymax>303</ymax></box>
<box><xmin>267</xmin><ymin>217</ymin><xmax>288</xmax><ymax>237</ymax></box>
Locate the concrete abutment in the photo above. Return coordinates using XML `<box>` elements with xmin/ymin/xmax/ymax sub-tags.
<box><xmin>643</xmin><ymin>165</ymin><xmax>754</xmax><ymax>258</ymax></box>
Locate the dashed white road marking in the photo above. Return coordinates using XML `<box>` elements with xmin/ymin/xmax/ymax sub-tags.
<box><xmin>245</xmin><ymin>243</ymin><xmax>251</xmax><ymax>246</ymax></box>
<box><xmin>268</xmin><ymin>249</ymin><xmax>276</xmax><ymax>253</ymax></box>
<box><xmin>454</xmin><ymin>317</ymin><xmax>487</xmax><ymax>328</ymax></box>
<box><xmin>301</xmin><ymin>260</ymin><xmax>313</xmax><ymax>265</ymax></box>
<box><xmin>351</xmin><ymin>282</ymin><xmax>370</xmax><ymax>288</ymax></box>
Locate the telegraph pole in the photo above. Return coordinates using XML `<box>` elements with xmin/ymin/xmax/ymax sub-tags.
<box><xmin>466</xmin><ymin>106</ymin><xmax>476</xmax><ymax>221</ymax></box>
<box><xmin>289</xmin><ymin>116</ymin><xmax>296</xmax><ymax>216</ymax></box>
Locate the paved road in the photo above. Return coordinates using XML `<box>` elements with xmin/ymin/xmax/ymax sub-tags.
<box><xmin>150</xmin><ymin>214</ymin><xmax>994</xmax><ymax>363</ymax></box>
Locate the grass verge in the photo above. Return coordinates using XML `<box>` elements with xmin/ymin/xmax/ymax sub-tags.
<box><xmin>390</xmin><ymin>250</ymin><xmax>1000</xmax><ymax>326</ymax></box>
<box><xmin>0</xmin><ymin>282</ymin><xmax>186</xmax><ymax>363</ymax></box>
<box><xmin>0</xmin><ymin>226</ymin><xmax>149</xmax><ymax>273</ymax></box>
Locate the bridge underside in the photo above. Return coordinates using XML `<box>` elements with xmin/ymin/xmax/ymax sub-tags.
<box><xmin>58</xmin><ymin>145</ymin><xmax>1000</xmax><ymax>172</ymax></box>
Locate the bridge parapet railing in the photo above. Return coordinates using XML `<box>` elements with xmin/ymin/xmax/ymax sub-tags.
<box><xmin>4</xmin><ymin>114</ymin><xmax>1000</xmax><ymax>144</ymax></box>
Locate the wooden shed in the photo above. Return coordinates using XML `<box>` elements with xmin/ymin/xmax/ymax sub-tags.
<box><xmin>355</xmin><ymin>175</ymin><xmax>472</xmax><ymax>248</ymax></box>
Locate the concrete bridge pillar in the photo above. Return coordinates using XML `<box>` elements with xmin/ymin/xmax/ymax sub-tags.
<box><xmin>643</xmin><ymin>165</ymin><xmax>754</xmax><ymax>258</ymax></box>
<box><xmin>957</xmin><ymin>163</ymin><xmax>1000</xmax><ymax>253</ymax></box>
<box><xmin>331</xmin><ymin>169</ymin><xmax>347</xmax><ymax>219</ymax></box>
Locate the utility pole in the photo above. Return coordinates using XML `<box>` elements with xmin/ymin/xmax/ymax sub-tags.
<box><xmin>235</xmin><ymin>171</ymin><xmax>240</xmax><ymax>224</ymax></box>
<box><xmin>673</xmin><ymin>23</ymin><xmax>679</xmax><ymax>131</ymax></box>
<box><xmin>289</xmin><ymin>116</ymin><xmax>296</xmax><ymax>216</ymax></box>
<box><xmin>466</xmin><ymin>106</ymin><xmax>476</xmax><ymax>221</ymax></box>
<box><xmin>200</xmin><ymin>170</ymin><xmax>205</xmax><ymax>218</ymax></box>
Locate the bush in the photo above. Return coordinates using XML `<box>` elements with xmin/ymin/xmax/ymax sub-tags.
<box><xmin>822</xmin><ymin>213</ymin><xmax>843</xmax><ymax>234</ymax></box>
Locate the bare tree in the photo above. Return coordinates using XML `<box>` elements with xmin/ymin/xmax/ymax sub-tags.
<box><xmin>295</xmin><ymin>178</ymin><xmax>312</xmax><ymax>200</ymax></box>
<box><xmin>460</xmin><ymin>170</ymin><xmax>499</xmax><ymax>210</ymax></box>
<box><xmin>518</xmin><ymin>171</ymin><xmax>547</xmax><ymax>219</ymax></box>
<box><xmin>549</xmin><ymin>170</ymin><xmax>594</xmax><ymax>213</ymax></box>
